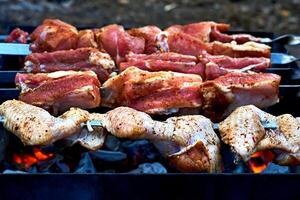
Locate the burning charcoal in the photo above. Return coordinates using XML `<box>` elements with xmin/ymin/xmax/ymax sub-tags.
<box><xmin>129</xmin><ymin>162</ymin><xmax>167</xmax><ymax>174</ymax></box>
<box><xmin>89</xmin><ymin>150</ymin><xmax>127</xmax><ymax>162</ymax></box>
<box><xmin>103</xmin><ymin>169</ymin><xmax>116</xmax><ymax>173</ymax></box>
<box><xmin>231</xmin><ymin>161</ymin><xmax>248</xmax><ymax>173</ymax></box>
<box><xmin>290</xmin><ymin>166</ymin><xmax>300</xmax><ymax>173</ymax></box>
<box><xmin>262</xmin><ymin>163</ymin><xmax>290</xmax><ymax>174</ymax></box>
<box><xmin>36</xmin><ymin>154</ymin><xmax>70</xmax><ymax>173</ymax></box>
<box><xmin>0</xmin><ymin>128</ymin><xmax>9</xmax><ymax>162</ymax></box>
<box><xmin>27</xmin><ymin>166</ymin><xmax>38</xmax><ymax>173</ymax></box>
<box><xmin>75</xmin><ymin>153</ymin><xmax>96</xmax><ymax>173</ymax></box>
<box><xmin>39</xmin><ymin>144</ymin><xmax>59</xmax><ymax>154</ymax></box>
<box><xmin>104</xmin><ymin>135</ymin><xmax>121</xmax><ymax>151</ymax></box>
<box><xmin>121</xmin><ymin>140</ymin><xmax>161</xmax><ymax>164</ymax></box>
<box><xmin>3</xmin><ymin>169</ymin><xmax>27</xmax><ymax>174</ymax></box>
<box><xmin>54</xmin><ymin>155</ymin><xmax>70</xmax><ymax>173</ymax></box>
<box><xmin>37</xmin><ymin>157</ymin><xmax>57</xmax><ymax>172</ymax></box>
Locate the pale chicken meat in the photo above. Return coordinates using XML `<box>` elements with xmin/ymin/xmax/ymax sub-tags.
<box><xmin>219</xmin><ymin>105</ymin><xmax>300</xmax><ymax>165</ymax></box>
<box><xmin>99</xmin><ymin>107</ymin><xmax>221</xmax><ymax>172</ymax></box>
<box><xmin>219</xmin><ymin>105</ymin><xmax>276</xmax><ymax>161</ymax></box>
<box><xmin>0</xmin><ymin>100</ymin><xmax>221</xmax><ymax>172</ymax></box>
<box><xmin>64</xmin><ymin>113</ymin><xmax>107</xmax><ymax>150</ymax></box>
<box><xmin>0</xmin><ymin>100</ymin><xmax>107</xmax><ymax>150</ymax></box>
<box><xmin>0</xmin><ymin>100</ymin><xmax>89</xmax><ymax>145</ymax></box>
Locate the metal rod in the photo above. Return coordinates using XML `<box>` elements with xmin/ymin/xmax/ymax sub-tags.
<box><xmin>0</xmin><ymin>116</ymin><xmax>4</xmax><ymax>123</ymax></box>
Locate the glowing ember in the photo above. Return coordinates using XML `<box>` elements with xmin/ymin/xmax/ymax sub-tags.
<box><xmin>13</xmin><ymin>147</ymin><xmax>54</xmax><ymax>169</ymax></box>
<box><xmin>248</xmin><ymin>151</ymin><xmax>275</xmax><ymax>173</ymax></box>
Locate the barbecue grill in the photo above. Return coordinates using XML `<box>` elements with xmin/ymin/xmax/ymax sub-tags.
<box><xmin>0</xmin><ymin>26</ymin><xmax>300</xmax><ymax>200</ymax></box>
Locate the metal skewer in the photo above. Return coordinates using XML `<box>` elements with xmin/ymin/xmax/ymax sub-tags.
<box><xmin>260</xmin><ymin>34</ymin><xmax>300</xmax><ymax>46</ymax></box>
<box><xmin>0</xmin><ymin>115</ymin><xmax>278</xmax><ymax>130</ymax></box>
<box><xmin>0</xmin><ymin>43</ymin><xmax>297</xmax><ymax>65</ymax></box>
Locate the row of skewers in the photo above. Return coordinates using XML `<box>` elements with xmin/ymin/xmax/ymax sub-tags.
<box><xmin>2</xmin><ymin>19</ymin><xmax>283</xmax><ymax>121</ymax></box>
<box><xmin>0</xmin><ymin>100</ymin><xmax>299</xmax><ymax>173</ymax></box>
<box><xmin>0</xmin><ymin>19</ymin><xmax>299</xmax><ymax>172</ymax></box>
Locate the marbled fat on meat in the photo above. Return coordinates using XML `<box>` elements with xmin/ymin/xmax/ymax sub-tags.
<box><xmin>24</xmin><ymin>48</ymin><xmax>116</xmax><ymax>82</ymax></box>
<box><xmin>15</xmin><ymin>71</ymin><xmax>101</xmax><ymax>114</ymax></box>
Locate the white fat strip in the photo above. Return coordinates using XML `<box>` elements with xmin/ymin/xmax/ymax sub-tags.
<box><xmin>224</xmin><ymin>41</ymin><xmax>271</xmax><ymax>51</ymax></box>
<box><xmin>89</xmin><ymin>52</ymin><xmax>115</xmax><ymax>70</ymax></box>
<box><xmin>47</xmin><ymin>71</ymin><xmax>97</xmax><ymax>79</ymax></box>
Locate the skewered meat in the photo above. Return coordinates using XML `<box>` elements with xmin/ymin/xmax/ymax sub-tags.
<box><xmin>101</xmin><ymin>107</ymin><xmax>221</xmax><ymax>172</ymax></box>
<box><xmin>125</xmin><ymin>52</ymin><xmax>198</xmax><ymax>62</ymax></box>
<box><xmin>120</xmin><ymin>52</ymin><xmax>270</xmax><ymax>80</ymax></box>
<box><xmin>165</xmin><ymin>26</ymin><xmax>270</xmax><ymax>57</ymax></box>
<box><xmin>210</xmin><ymin>41</ymin><xmax>271</xmax><ymax>58</ymax></box>
<box><xmin>15</xmin><ymin>71</ymin><xmax>101</xmax><ymax>114</ymax></box>
<box><xmin>0</xmin><ymin>100</ymin><xmax>106</xmax><ymax>150</ymax></box>
<box><xmin>119</xmin><ymin>56</ymin><xmax>205</xmax><ymax>78</ymax></box>
<box><xmin>199</xmin><ymin>53</ymin><xmax>270</xmax><ymax>80</ymax></box>
<box><xmin>5</xmin><ymin>28</ymin><xmax>29</xmax><ymax>44</ymax></box>
<box><xmin>0</xmin><ymin>100</ymin><xmax>89</xmax><ymax>145</ymax></box>
<box><xmin>219</xmin><ymin>105</ymin><xmax>300</xmax><ymax>165</ymax></box>
<box><xmin>21</xmin><ymin>19</ymin><xmax>269</xmax><ymax>58</ymax></box>
<box><xmin>30</xmin><ymin>19</ymin><xmax>79</xmax><ymax>52</ymax></box>
<box><xmin>101</xmin><ymin>67</ymin><xmax>203</xmax><ymax>114</ymax></box>
<box><xmin>167</xmin><ymin>31</ymin><xmax>270</xmax><ymax>57</ymax></box>
<box><xmin>77</xmin><ymin>30</ymin><xmax>98</xmax><ymax>48</ymax></box>
<box><xmin>166</xmin><ymin>21</ymin><xmax>260</xmax><ymax>44</ymax></box>
<box><xmin>102</xmin><ymin>67</ymin><xmax>280</xmax><ymax>119</ymax></box>
<box><xmin>98</xmin><ymin>24</ymin><xmax>145</xmax><ymax>64</ymax></box>
<box><xmin>24</xmin><ymin>48</ymin><xmax>116</xmax><ymax>82</ymax></box>
<box><xmin>119</xmin><ymin>52</ymin><xmax>205</xmax><ymax>77</ymax></box>
<box><xmin>0</xmin><ymin>100</ymin><xmax>221</xmax><ymax>172</ymax></box>
<box><xmin>200</xmin><ymin>72</ymin><xmax>280</xmax><ymax>120</ymax></box>
<box><xmin>128</xmin><ymin>26</ymin><xmax>169</xmax><ymax>53</ymax></box>
<box><xmin>64</xmin><ymin>113</ymin><xmax>107</xmax><ymax>150</ymax></box>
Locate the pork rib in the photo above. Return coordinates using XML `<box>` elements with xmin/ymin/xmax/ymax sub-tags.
<box><xmin>102</xmin><ymin>67</ymin><xmax>280</xmax><ymax>119</ymax></box>
<box><xmin>24</xmin><ymin>48</ymin><xmax>116</xmax><ymax>83</ymax></box>
<box><xmin>98</xmin><ymin>24</ymin><xmax>145</xmax><ymax>64</ymax></box>
<box><xmin>127</xmin><ymin>26</ymin><xmax>169</xmax><ymax>54</ymax></box>
<box><xmin>200</xmin><ymin>72</ymin><xmax>280</xmax><ymax>120</ymax></box>
<box><xmin>15</xmin><ymin>71</ymin><xmax>101</xmax><ymax>114</ymax></box>
<box><xmin>5</xmin><ymin>28</ymin><xmax>29</xmax><ymax>44</ymax></box>
<box><xmin>30</xmin><ymin>19</ymin><xmax>79</xmax><ymax>52</ymax></box>
<box><xmin>165</xmin><ymin>21</ymin><xmax>260</xmax><ymax>44</ymax></box>
<box><xmin>165</xmin><ymin>28</ymin><xmax>270</xmax><ymax>58</ymax></box>
<box><xmin>120</xmin><ymin>52</ymin><xmax>270</xmax><ymax>80</ymax></box>
<box><xmin>101</xmin><ymin>67</ymin><xmax>203</xmax><ymax>114</ymax></box>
